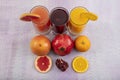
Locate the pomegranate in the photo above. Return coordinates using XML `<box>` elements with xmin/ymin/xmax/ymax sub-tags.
<box><xmin>52</xmin><ymin>34</ymin><xmax>74</xmax><ymax>56</ymax></box>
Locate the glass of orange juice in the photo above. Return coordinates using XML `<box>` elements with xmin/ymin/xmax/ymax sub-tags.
<box><xmin>68</xmin><ymin>6</ymin><xmax>98</xmax><ymax>35</ymax></box>
<box><xmin>30</xmin><ymin>5</ymin><xmax>51</xmax><ymax>34</ymax></box>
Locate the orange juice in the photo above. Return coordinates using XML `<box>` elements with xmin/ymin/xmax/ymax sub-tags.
<box><xmin>68</xmin><ymin>7</ymin><xmax>98</xmax><ymax>35</ymax></box>
<box><xmin>30</xmin><ymin>6</ymin><xmax>51</xmax><ymax>34</ymax></box>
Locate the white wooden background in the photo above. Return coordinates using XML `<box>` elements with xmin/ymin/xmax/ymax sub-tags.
<box><xmin>0</xmin><ymin>0</ymin><xmax>120</xmax><ymax>80</ymax></box>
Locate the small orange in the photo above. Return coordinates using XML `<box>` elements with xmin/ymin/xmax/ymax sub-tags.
<box><xmin>20</xmin><ymin>13</ymin><xmax>40</xmax><ymax>21</ymax></box>
<box><xmin>72</xmin><ymin>56</ymin><xmax>89</xmax><ymax>73</ymax></box>
<box><xmin>75</xmin><ymin>35</ymin><xmax>91</xmax><ymax>52</ymax></box>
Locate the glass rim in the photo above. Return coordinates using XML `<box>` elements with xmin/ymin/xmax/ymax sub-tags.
<box><xmin>30</xmin><ymin>5</ymin><xmax>49</xmax><ymax>13</ymax></box>
<box><xmin>50</xmin><ymin>7</ymin><xmax>69</xmax><ymax>26</ymax></box>
<box><xmin>70</xmin><ymin>6</ymin><xmax>89</xmax><ymax>26</ymax></box>
<box><xmin>30</xmin><ymin>5</ymin><xmax>50</xmax><ymax>24</ymax></box>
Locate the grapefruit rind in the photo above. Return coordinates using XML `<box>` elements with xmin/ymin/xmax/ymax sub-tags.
<box><xmin>72</xmin><ymin>56</ymin><xmax>89</xmax><ymax>73</ymax></box>
<box><xmin>34</xmin><ymin>56</ymin><xmax>52</xmax><ymax>73</ymax></box>
<box><xmin>20</xmin><ymin>13</ymin><xmax>40</xmax><ymax>21</ymax></box>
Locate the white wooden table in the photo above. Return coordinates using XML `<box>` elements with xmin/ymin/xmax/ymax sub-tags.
<box><xmin>0</xmin><ymin>0</ymin><xmax>120</xmax><ymax>80</ymax></box>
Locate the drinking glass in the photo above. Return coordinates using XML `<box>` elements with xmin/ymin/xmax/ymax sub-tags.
<box><xmin>68</xmin><ymin>6</ymin><xmax>98</xmax><ymax>35</ymax></box>
<box><xmin>50</xmin><ymin>7</ymin><xmax>69</xmax><ymax>34</ymax></box>
<box><xmin>30</xmin><ymin>5</ymin><xmax>51</xmax><ymax>34</ymax></box>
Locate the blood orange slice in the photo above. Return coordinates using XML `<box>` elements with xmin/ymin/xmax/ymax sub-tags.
<box><xmin>20</xmin><ymin>13</ymin><xmax>40</xmax><ymax>21</ymax></box>
<box><xmin>34</xmin><ymin>56</ymin><xmax>52</xmax><ymax>73</ymax></box>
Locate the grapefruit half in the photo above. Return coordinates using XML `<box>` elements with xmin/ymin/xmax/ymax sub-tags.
<box><xmin>35</xmin><ymin>56</ymin><xmax>52</xmax><ymax>73</ymax></box>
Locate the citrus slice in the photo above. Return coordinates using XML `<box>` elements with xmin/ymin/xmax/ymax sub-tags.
<box><xmin>34</xmin><ymin>56</ymin><xmax>52</xmax><ymax>73</ymax></box>
<box><xmin>81</xmin><ymin>12</ymin><xmax>98</xmax><ymax>21</ymax></box>
<box><xmin>72</xmin><ymin>56</ymin><xmax>89</xmax><ymax>73</ymax></box>
<box><xmin>20</xmin><ymin>13</ymin><xmax>40</xmax><ymax>21</ymax></box>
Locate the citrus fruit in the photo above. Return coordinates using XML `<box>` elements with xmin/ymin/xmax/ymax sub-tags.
<box><xmin>20</xmin><ymin>13</ymin><xmax>40</xmax><ymax>21</ymax></box>
<box><xmin>75</xmin><ymin>35</ymin><xmax>91</xmax><ymax>52</ymax></box>
<box><xmin>81</xmin><ymin>12</ymin><xmax>98</xmax><ymax>21</ymax></box>
<box><xmin>35</xmin><ymin>56</ymin><xmax>52</xmax><ymax>73</ymax></box>
<box><xmin>72</xmin><ymin>56</ymin><xmax>89</xmax><ymax>73</ymax></box>
<box><xmin>30</xmin><ymin>35</ymin><xmax>51</xmax><ymax>56</ymax></box>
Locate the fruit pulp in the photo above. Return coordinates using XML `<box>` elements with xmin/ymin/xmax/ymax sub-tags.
<box><xmin>72</xmin><ymin>56</ymin><xmax>89</xmax><ymax>73</ymax></box>
<box><xmin>20</xmin><ymin>13</ymin><xmax>40</xmax><ymax>21</ymax></box>
<box><xmin>37</xmin><ymin>56</ymin><xmax>50</xmax><ymax>71</ymax></box>
<box><xmin>30</xmin><ymin>6</ymin><xmax>51</xmax><ymax>33</ymax></box>
<box><xmin>50</xmin><ymin>8</ymin><xmax>69</xmax><ymax>33</ymax></box>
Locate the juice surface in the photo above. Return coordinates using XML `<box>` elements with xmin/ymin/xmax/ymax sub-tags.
<box><xmin>30</xmin><ymin>6</ymin><xmax>50</xmax><ymax>32</ymax></box>
<box><xmin>70</xmin><ymin>7</ymin><xmax>88</xmax><ymax>27</ymax></box>
<box><xmin>30</xmin><ymin>6</ymin><xmax>49</xmax><ymax>25</ymax></box>
<box><xmin>50</xmin><ymin>9</ymin><xmax>69</xmax><ymax>26</ymax></box>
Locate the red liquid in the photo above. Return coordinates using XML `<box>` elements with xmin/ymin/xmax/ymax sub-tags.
<box><xmin>50</xmin><ymin>8</ymin><xmax>69</xmax><ymax>33</ymax></box>
<box><xmin>30</xmin><ymin>6</ymin><xmax>50</xmax><ymax>33</ymax></box>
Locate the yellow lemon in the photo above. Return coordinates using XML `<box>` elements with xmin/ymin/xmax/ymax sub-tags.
<box><xmin>72</xmin><ymin>56</ymin><xmax>89</xmax><ymax>73</ymax></box>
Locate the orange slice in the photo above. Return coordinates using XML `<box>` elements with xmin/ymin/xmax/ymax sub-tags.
<box><xmin>72</xmin><ymin>56</ymin><xmax>89</xmax><ymax>73</ymax></box>
<box><xmin>20</xmin><ymin>13</ymin><xmax>40</xmax><ymax>21</ymax></box>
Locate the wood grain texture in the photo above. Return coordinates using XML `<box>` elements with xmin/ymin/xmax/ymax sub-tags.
<box><xmin>0</xmin><ymin>0</ymin><xmax>120</xmax><ymax>80</ymax></box>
